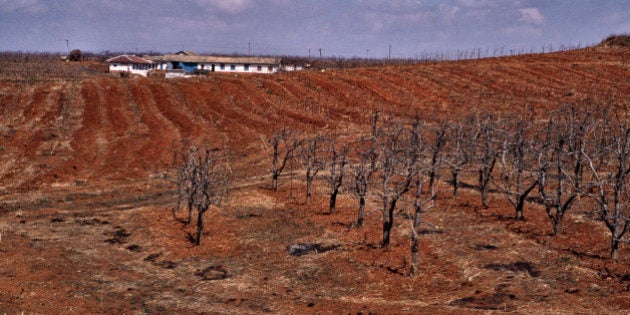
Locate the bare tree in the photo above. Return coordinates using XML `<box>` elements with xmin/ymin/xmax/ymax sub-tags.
<box><xmin>444</xmin><ymin>121</ymin><xmax>471</xmax><ymax>196</ymax></box>
<box><xmin>425</xmin><ymin>122</ymin><xmax>448</xmax><ymax>201</ymax></box>
<box><xmin>409</xmin><ymin>132</ymin><xmax>437</xmax><ymax>276</ymax></box>
<box><xmin>270</xmin><ymin>129</ymin><xmax>302</xmax><ymax>191</ymax></box>
<box><xmin>470</xmin><ymin>113</ymin><xmax>500</xmax><ymax>208</ymax></box>
<box><xmin>177</xmin><ymin>146</ymin><xmax>200</xmax><ymax>224</ymax></box>
<box><xmin>349</xmin><ymin>112</ymin><xmax>379</xmax><ymax>226</ymax></box>
<box><xmin>493</xmin><ymin>118</ymin><xmax>538</xmax><ymax>220</ymax></box>
<box><xmin>301</xmin><ymin>135</ymin><xmax>325</xmax><ymax>204</ymax></box>
<box><xmin>192</xmin><ymin>148</ymin><xmax>230</xmax><ymax>245</ymax></box>
<box><xmin>174</xmin><ymin>146</ymin><xmax>230</xmax><ymax>246</ymax></box>
<box><xmin>378</xmin><ymin>118</ymin><xmax>421</xmax><ymax>248</ymax></box>
<box><xmin>583</xmin><ymin>116</ymin><xmax>630</xmax><ymax>258</ymax></box>
<box><xmin>350</xmin><ymin>139</ymin><xmax>378</xmax><ymax>226</ymax></box>
<box><xmin>325</xmin><ymin>136</ymin><xmax>348</xmax><ymax>213</ymax></box>
<box><xmin>537</xmin><ymin>105</ymin><xmax>591</xmax><ymax>234</ymax></box>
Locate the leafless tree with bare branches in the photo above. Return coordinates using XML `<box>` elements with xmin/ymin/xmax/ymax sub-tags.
<box><xmin>174</xmin><ymin>146</ymin><xmax>230</xmax><ymax>246</ymax></box>
<box><xmin>301</xmin><ymin>135</ymin><xmax>325</xmax><ymax>204</ymax></box>
<box><xmin>176</xmin><ymin>146</ymin><xmax>200</xmax><ymax>225</ymax></box>
<box><xmin>377</xmin><ymin>118</ymin><xmax>422</xmax><ymax>248</ymax></box>
<box><xmin>470</xmin><ymin>113</ymin><xmax>500</xmax><ymax>208</ymax></box>
<box><xmin>349</xmin><ymin>112</ymin><xmax>379</xmax><ymax>227</ymax></box>
<box><xmin>270</xmin><ymin>129</ymin><xmax>302</xmax><ymax>191</ymax></box>
<box><xmin>444</xmin><ymin>120</ymin><xmax>471</xmax><ymax>196</ymax></box>
<box><xmin>583</xmin><ymin>115</ymin><xmax>630</xmax><ymax>258</ymax></box>
<box><xmin>425</xmin><ymin>122</ymin><xmax>448</xmax><ymax>201</ymax></box>
<box><xmin>537</xmin><ymin>105</ymin><xmax>591</xmax><ymax>234</ymax></box>
<box><xmin>191</xmin><ymin>148</ymin><xmax>230</xmax><ymax>245</ymax></box>
<box><xmin>493</xmin><ymin>117</ymin><xmax>539</xmax><ymax>220</ymax></box>
<box><xmin>350</xmin><ymin>138</ymin><xmax>378</xmax><ymax>227</ymax></box>
<box><xmin>409</xmin><ymin>124</ymin><xmax>438</xmax><ymax>276</ymax></box>
<box><xmin>325</xmin><ymin>135</ymin><xmax>348</xmax><ymax>213</ymax></box>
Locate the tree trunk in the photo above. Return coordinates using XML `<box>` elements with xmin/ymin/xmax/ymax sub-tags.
<box><xmin>611</xmin><ymin>235</ymin><xmax>619</xmax><ymax>259</ymax></box>
<box><xmin>545</xmin><ymin>206</ymin><xmax>559</xmax><ymax>236</ymax></box>
<box><xmin>451</xmin><ymin>170</ymin><xmax>459</xmax><ymax>196</ymax></box>
<box><xmin>515</xmin><ymin>204</ymin><xmax>524</xmax><ymax>220</ymax></box>
<box><xmin>196</xmin><ymin>210</ymin><xmax>205</xmax><ymax>246</ymax></box>
<box><xmin>329</xmin><ymin>188</ymin><xmax>338</xmax><ymax>213</ymax></box>
<box><xmin>187</xmin><ymin>201</ymin><xmax>194</xmax><ymax>225</ymax></box>
<box><xmin>515</xmin><ymin>182</ymin><xmax>537</xmax><ymax>220</ymax></box>
<box><xmin>410</xmin><ymin>211</ymin><xmax>421</xmax><ymax>276</ymax></box>
<box><xmin>382</xmin><ymin>216</ymin><xmax>392</xmax><ymax>248</ymax></box>
<box><xmin>381</xmin><ymin>199</ymin><xmax>397</xmax><ymax>248</ymax></box>
<box><xmin>306</xmin><ymin>177</ymin><xmax>313</xmax><ymax>204</ymax></box>
<box><xmin>429</xmin><ymin>171</ymin><xmax>436</xmax><ymax>200</ymax></box>
<box><xmin>410</xmin><ymin>247</ymin><xmax>419</xmax><ymax>276</ymax></box>
<box><xmin>481</xmin><ymin>182</ymin><xmax>489</xmax><ymax>208</ymax></box>
<box><xmin>357</xmin><ymin>196</ymin><xmax>365</xmax><ymax>227</ymax></box>
<box><xmin>271</xmin><ymin>173</ymin><xmax>278</xmax><ymax>191</ymax></box>
<box><xmin>553</xmin><ymin>209</ymin><xmax>563</xmax><ymax>235</ymax></box>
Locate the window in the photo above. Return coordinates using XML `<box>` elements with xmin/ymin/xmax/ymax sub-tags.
<box><xmin>230</xmin><ymin>64</ymin><xmax>236</xmax><ymax>71</ymax></box>
<box><xmin>244</xmin><ymin>64</ymin><xmax>249</xmax><ymax>71</ymax></box>
<box><xmin>268</xmin><ymin>66</ymin><xmax>273</xmax><ymax>71</ymax></box>
<box><xmin>257</xmin><ymin>65</ymin><xmax>262</xmax><ymax>72</ymax></box>
<box><xmin>220</xmin><ymin>64</ymin><xmax>225</xmax><ymax>70</ymax></box>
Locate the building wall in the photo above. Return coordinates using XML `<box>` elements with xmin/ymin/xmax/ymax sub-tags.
<box><xmin>155</xmin><ymin>62</ymin><xmax>169</xmax><ymax>70</ymax></box>
<box><xmin>198</xmin><ymin>63</ymin><xmax>279</xmax><ymax>74</ymax></box>
<box><xmin>281</xmin><ymin>64</ymin><xmax>304</xmax><ymax>71</ymax></box>
<box><xmin>151</xmin><ymin>60</ymin><xmax>282</xmax><ymax>77</ymax></box>
<box><xmin>108</xmin><ymin>63</ymin><xmax>151</xmax><ymax>76</ymax></box>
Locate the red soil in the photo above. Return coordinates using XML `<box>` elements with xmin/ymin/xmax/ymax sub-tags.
<box><xmin>0</xmin><ymin>47</ymin><xmax>629</xmax><ymax>313</ymax></box>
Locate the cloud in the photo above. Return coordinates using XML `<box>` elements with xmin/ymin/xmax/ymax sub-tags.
<box><xmin>195</xmin><ymin>0</ymin><xmax>252</xmax><ymax>14</ymax></box>
<box><xmin>502</xmin><ymin>25</ymin><xmax>543</xmax><ymax>38</ymax></box>
<box><xmin>518</xmin><ymin>7</ymin><xmax>544</xmax><ymax>25</ymax></box>
<box><xmin>0</xmin><ymin>0</ymin><xmax>46</xmax><ymax>14</ymax></box>
<box><xmin>438</xmin><ymin>3</ymin><xmax>461</xmax><ymax>24</ymax></box>
<box><xmin>454</xmin><ymin>0</ymin><xmax>493</xmax><ymax>8</ymax></box>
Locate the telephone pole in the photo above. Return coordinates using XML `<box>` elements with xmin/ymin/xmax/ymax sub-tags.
<box><xmin>388</xmin><ymin>43</ymin><xmax>391</xmax><ymax>61</ymax></box>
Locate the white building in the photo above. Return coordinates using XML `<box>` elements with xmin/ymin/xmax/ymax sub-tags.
<box><xmin>146</xmin><ymin>54</ymin><xmax>283</xmax><ymax>75</ymax></box>
<box><xmin>106</xmin><ymin>52</ymin><xmax>299</xmax><ymax>77</ymax></box>
<box><xmin>105</xmin><ymin>55</ymin><xmax>155</xmax><ymax>76</ymax></box>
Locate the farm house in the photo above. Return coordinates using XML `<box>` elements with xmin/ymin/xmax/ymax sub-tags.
<box><xmin>106</xmin><ymin>52</ymin><xmax>294</xmax><ymax>77</ymax></box>
<box><xmin>105</xmin><ymin>55</ymin><xmax>155</xmax><ymax>76</ymax></box>
<box><xmin>146</xmin><ymin>54</ymin><xmax>283</xmax><ymax>76</ymax></box>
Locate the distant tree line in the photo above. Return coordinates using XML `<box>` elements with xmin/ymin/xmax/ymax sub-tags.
<box><xmin>269</xmin><ymin>99</ymin><xmax>630</xmax><ymax>276</ymax></box>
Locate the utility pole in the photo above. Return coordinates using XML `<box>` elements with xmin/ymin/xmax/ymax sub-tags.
<box><xmin>308</xmin><ymin>48</ymin><xmax>311</xmax><ymax>59</ymax></box>
<box><xmin>319</xmin><ymin>48</ymin><xmax>322</xmax><ymax>59</ymax></box>
<box><xmin>248</xmin><ymin>42</ymin><xmax>251</xmax><ymax>56</ymax></box>
<box><xmin>388</xmin><ymin>43</ymin><xmax>391</xmax><ymax>61</ymax></box>
<box><xmin>65</xmin><ymin>39</ymin><xmax>70</xmax><ymax>55</ymax></box>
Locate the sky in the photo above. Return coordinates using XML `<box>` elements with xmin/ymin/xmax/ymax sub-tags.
<box><xmin>0</xmin><ymin>0</ymin><xmax>628</xmax><ymax>58</ymax></box>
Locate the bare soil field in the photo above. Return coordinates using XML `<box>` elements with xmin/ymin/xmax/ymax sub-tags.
<box><xmin>0</xmin><ymin>47</ymin><xmax>629</xmax><ymax>313</ymax></box>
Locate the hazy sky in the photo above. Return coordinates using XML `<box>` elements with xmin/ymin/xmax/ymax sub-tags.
<box><xmin>1</xmin><ymin>0</ymin><xmax>628</xmax><ymax>58</ymax></box>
